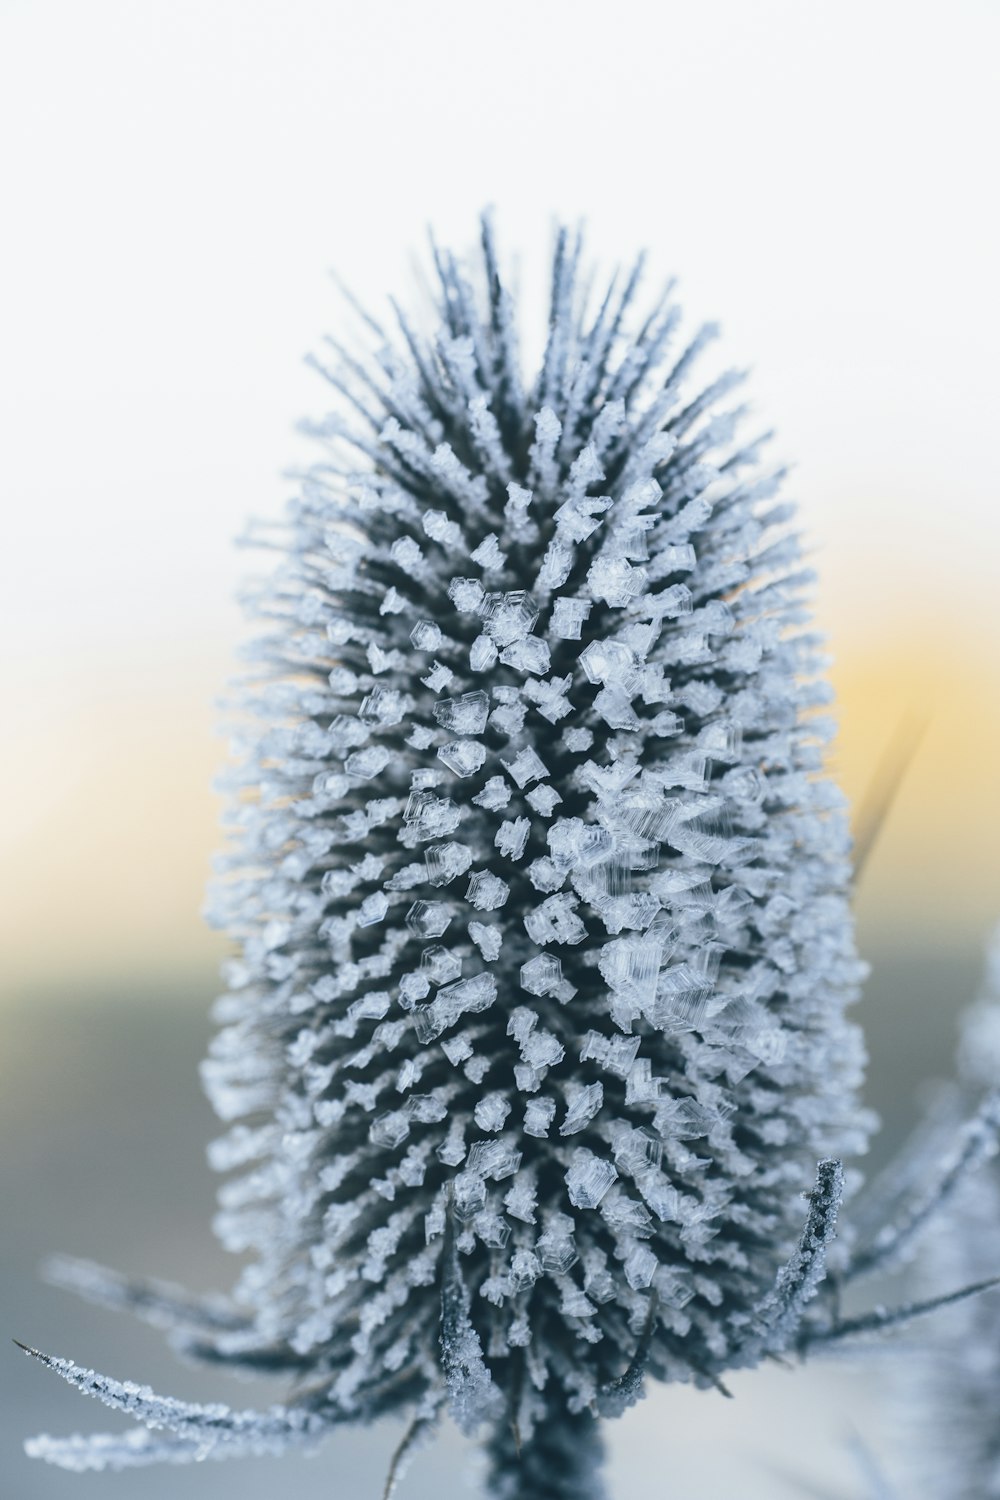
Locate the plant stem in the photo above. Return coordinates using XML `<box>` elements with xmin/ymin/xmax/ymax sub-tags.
<box><xmin>483</xmin><ymin>1401</ymin><xmax>609</xmax><ymax>1500</ymax></box>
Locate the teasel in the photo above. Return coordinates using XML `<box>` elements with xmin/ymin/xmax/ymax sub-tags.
<box><xmin>21</xmin><ymin>216</ymin><xmax>994</xmax><ymax>1496</ymax></box>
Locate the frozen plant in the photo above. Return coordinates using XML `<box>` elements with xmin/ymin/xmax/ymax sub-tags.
<box><xmin>21</xmin><ymin>217</ymin><xmax>993</xmax><ymax>1497</ymax></box>
<box><xmin>774</xmin><ymin>929</ymin><xmax>1000</xmax><ymax>1500</ymax></box>
<box><xmin>872</xmin><ymin>928</ymin><xmax>1000</xmax><ymax>1500</ymax></box>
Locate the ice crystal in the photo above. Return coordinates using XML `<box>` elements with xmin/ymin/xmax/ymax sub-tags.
<box><xmin>29</xmin><ymin>214</ymin><xmax>931</xmax><ymax>1493</ymax></box>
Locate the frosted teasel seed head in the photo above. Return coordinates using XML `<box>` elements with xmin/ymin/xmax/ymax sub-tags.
<box><xmin>25</xmin><ymin>216</ymin><xmax>877</xmax><ymax>1488</ymax></box>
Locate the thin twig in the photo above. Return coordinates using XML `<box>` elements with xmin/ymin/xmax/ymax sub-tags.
<box><xmin>852</xmin><ymin>710</ymin><xmax>929</xmax><ymax>882</ymax></box>
<box><xmin>382</xmin><ymin>1412</ymin><xmax>435</xmax><ymax>1500</ymax></box>
<box><xmin>800</xmin><ymin>1274</ymin><xmax>1000</xmax><ymax>1351</ymax></box>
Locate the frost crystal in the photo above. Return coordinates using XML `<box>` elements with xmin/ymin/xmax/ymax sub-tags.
<box><xmin>405</xmin><ymin>900</ymin><xmax>453</xmax><ymax>939</ymax></box>
<box><xmin>29</xmin><ymin>217</ymin><xmax>880</xmax><ymax>1493</ymax></box>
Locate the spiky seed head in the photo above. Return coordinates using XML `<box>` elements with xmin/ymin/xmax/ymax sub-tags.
<box><xmin>202</xmin><ymin>216</ymin><xmax>870</xmax><ymax>1417</ymax></box>
<box><xmin>26</xmin><ymin>217</ymin><xmax>873</xmax><ymax>1479</ymax></box>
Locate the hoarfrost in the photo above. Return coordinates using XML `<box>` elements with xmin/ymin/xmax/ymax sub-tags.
<box><xmin>33</xmin><ymin>215</ymin><xmax>885</xmax><ymax>1490</ymax></box>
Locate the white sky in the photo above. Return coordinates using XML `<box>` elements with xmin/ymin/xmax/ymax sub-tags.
<box><xmin>1</xmin><ymin>0</ymin><xmax>998</xmax><ymax>677</ymax></box>
<box><xmin>0</xmin><ymin>0</ymin><xmax>995</xmax><ymax>669</ymax></box>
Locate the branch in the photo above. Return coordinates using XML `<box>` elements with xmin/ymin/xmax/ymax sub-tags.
<box><xmin>845</xmin><ymin>1090</ymin><xmax>1000</xmax><ymax>1282</ymax></box>
<box><xmin>732</xmin><ymin>1160</ymin><xmax>843</xmax><ymax>1362</ymax></box>
<box><xmin>799</xmin><ymin>1275</ymin><xmax>1000</xmax><ymax>1352</ymax></box>
<box><xmin>43</xmin><ymin>1255</ymin><xmax>250</xmax><ymax>1334</ymax></box>
<box><xmin>15</xmin><ymin>1340</ymin><xmax>331</xmax><ymax>1470</ymax></box>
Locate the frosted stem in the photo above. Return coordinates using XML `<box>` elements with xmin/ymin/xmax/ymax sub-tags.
<box><xmin>483</xmin><ymin>1400</ymin><xmax>608</xmax><ymax>1500</ymax></box>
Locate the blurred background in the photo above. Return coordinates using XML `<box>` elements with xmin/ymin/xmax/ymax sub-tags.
<box><xmin>2</xmin><ymin>1</ymin><xmax>998</xmax><ymax>1494</ymax></box>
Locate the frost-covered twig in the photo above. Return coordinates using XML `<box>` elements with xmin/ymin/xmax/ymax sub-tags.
<box><xmin>799</xmin><ymin>1275</ymin><xmax>1000</xmax><ymax>1352</ymax></box>
<box><xmin>843</xmin><ymin>1089</ymin><xmax>1000</xmax><ymax>1282</ymax></box>
<box><xmin>16</xmin><ymin>1341</ymin><xmax>332</xmax><ymax>1469</ymax></box>
<box><xmin>733</xmin><ymin>1158</ymin><xmax>843</xmax><ymax>1363</ymax></box>
<box><xmin>42</xmin><ymin>1255</ymin><xmax>250</xmax><ymax>1334</ymax></box>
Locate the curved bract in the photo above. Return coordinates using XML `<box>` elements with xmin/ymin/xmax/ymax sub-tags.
<box><xmin>25</xmin><ymin>218</ymin><xmax>878</xmax><ymax>1485</ymax></box>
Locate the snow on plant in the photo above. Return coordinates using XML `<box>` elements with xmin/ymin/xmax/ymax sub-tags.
<box><xmin>21</xmin><ymin>216</ymin><xmax>994</xmax><ymax>1498</ymax></box>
